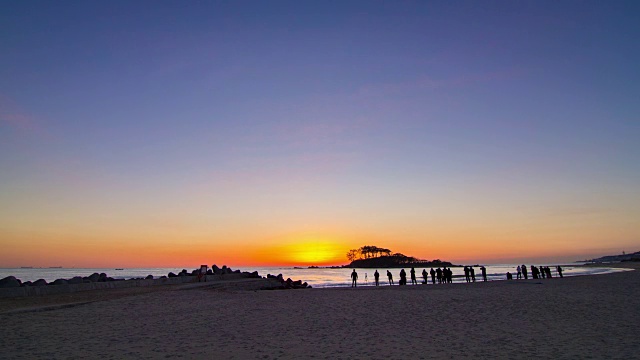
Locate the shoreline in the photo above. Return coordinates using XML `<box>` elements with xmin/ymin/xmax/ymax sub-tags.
<box><xmin>1</xmin><ymin>262</ymin><xmax>637</xmax><ymax>314</ymax></box>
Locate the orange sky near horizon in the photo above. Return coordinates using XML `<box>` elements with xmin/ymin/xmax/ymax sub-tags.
<box><xmin>1</xmin><ymin>215</ymin><xmax>637</xmax><ymax>268</ymax></box>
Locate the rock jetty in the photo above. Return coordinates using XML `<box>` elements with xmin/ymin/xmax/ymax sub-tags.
<box><xmin>0</xmin><ymin>265</ymin><xmax>309</xmax><ymax>298</ymax></box>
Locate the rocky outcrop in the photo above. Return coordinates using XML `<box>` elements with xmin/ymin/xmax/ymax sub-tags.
<box><xmin>263</xmin><ymin>274</ymin><xmax>311</xmax><ymax>290</ymax></box>
<box><xmin>0</xmin><ymin>266</ymin><xmax>308</xmax><ymax>298</ymax></box>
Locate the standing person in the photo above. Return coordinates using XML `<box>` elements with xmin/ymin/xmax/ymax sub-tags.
<box><xmin>422</xmin><ymin>269</ymin><xmax>428</xmax><ymax>284</ymax></box>
<box><xmin>399</xmin><ymin>269</ymin><xmax>407</xmax><ymax>285</ymax></box>
<box><xmin>531</xmin><ymin>265</ymin><xmax>538</xmax><ymax>279</ymax></box>
<box><xmin>374</xmin><ymin>270</ymin><xmax>380</xmax><ymax>286</ymax></box>
<box><xmin>557</xmin><ymin>265</ymin><xmax>563</xmax><ymax>278</ymax></box>
<box><xmin>351</xmin><ymin>269</ymin><xmax>358</xmax><ymax>287</ymax></box>
<box><xmin>410</xmin><ymin>267</ymin><xmax>417</xmax><ymax>285</ymax></box>
<box><xmin>516</xmin><ymin>265</ymin><xmax>522</xmax><ymax>279</ymax></box>
<box><xmin>481</xmin><ymin>266</ymin><xmax>487</xmax><ymax>282</ymax></box>
<box><xmin>470</xmin><ymin>267</ymin><xmax>476</xmax><ymax>282</ymax></box>
<box><xmin>464</xmin><ymin>266</ymin><xmax>471</xmax><ymax>283</ymax></box>
<box><xmin>522</xmin><ymin>264</ymin><xmax>528</xmax><ymax>280</ymax></box>
<box><xmin>436</xmin><ymin>268</ymin><xmax>443</xmax><ymax>284</ymax></box>
<box><xmin>430</xmin><ymin>268</ymin><xmax>436</xmax><ymax>284</ymax></box>
<box><xmin>387</xmin><ymin>270</ymin><xmax>394</xmax><ymax>285</ymax></box>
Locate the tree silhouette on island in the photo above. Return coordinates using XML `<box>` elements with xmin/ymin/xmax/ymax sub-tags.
<box><xmin>345</xmin><ymin>245</ymin><xmax>456</xmax><ymax>268</ymax></box>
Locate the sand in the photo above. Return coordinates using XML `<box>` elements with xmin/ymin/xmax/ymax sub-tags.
<box><xmin>1</xmin><ymin>264</ymin><xmax>639</xmax><ymax>359</ymax></box>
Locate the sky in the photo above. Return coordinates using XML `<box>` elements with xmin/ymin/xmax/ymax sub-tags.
<box><xmin>1</xmin><ymin>1</ymin><xmax>639</xmax><ymax>268</ymax></box>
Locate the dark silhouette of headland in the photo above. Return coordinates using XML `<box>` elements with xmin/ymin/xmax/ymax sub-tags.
<box><xmin>584</xmin><ymin>251</ymin><xmax>640</xmax><ymax>263</ymax></box>
<box><xmin>345</xmin><ymin>245</ymin><xmax>456</xmax><ymax>268</ymax></box>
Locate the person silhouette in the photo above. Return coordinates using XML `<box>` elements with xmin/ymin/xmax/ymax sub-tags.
<box><xmin>517</xmin><ymin>265</ymin><xmax>522</xmax><ymax>279</ymax></box>
<box><xmin>470</xmin><ymin>267</ymin><xmax>476</xmax><ymax>282</ymax></box>
<box><xmin>374</xmin><ymin>270</ymin><xmax>380</xmax><ymax>286</ymax></box>
<box><xmin>351</xmin><ymin>269</ymin><xmax>358</xmax><ymax>287</ymax></box>
<box><xmin>436</xmin><ymin>268</ymin><xmax>442</xmax><ymax>284</ymax></box>
<box><xmin>387</xmin><ymin>270</ymin><xmax>394</xmax><ymax>285</ymax></box>
<box><xmin>399</xmin><ymin>269</ymin><xmax>407</xmax><ymax>285</ymax></box>
<box><xmin>557</xmin><ymin>265</ymin><xmax>563</xmax><ymax>278</ymax></box>
<box><xmin>481</xmin><ymin>266</ymin><xmax>487</xmax><ymax>282</ymax></box>
<box><xmin>522</xmin><ymin>264</ymin><xmax>528</xmax><ymax>280</ymax></box>
<box><xmin>422</xmin><ymin>269</ymin><xmax>428</xmax><ymax>284</ymax></box>
<box><xmin>410</xmin><ymin>267</ymin><xmax>417</xmax><ymax>285</ymax></box>
<box><xmin>430</xmin><ymin>268</ymin><xmax>436</xmax><ymax>284</ymax></box>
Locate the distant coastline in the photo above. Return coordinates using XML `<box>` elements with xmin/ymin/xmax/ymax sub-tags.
<box><xmin>583</xmin><ymin>251</ymin><xmax>640</xmax><ymax>263</ymax></box>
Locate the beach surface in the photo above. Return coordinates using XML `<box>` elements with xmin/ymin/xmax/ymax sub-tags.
<box><xmin>1</xmin><ymin>263</ymin><xmax>639</xmax><ymax>359</ymax></box>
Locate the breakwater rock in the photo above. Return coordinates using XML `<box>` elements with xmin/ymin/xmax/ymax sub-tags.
<box><xmin>263</xmin><ymin>273</ymin><xmax>311</xmax><ymax>290</ymax></box>
<box><xmin>0</xmin><ymin>265</ymin><xmax>308</xmax><ymax>298</ymax></box>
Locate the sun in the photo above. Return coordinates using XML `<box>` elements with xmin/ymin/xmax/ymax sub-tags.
<box><xmin>286</xmin><ymin>239</ymin><xmax>346</xmax><ymax>265</ymax></box>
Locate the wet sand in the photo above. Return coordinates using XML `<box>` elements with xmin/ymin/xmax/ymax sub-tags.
<box><xmin>1</xmin><ymin>263</ymin><xmax>639</xmax><ymax>359</ymax></box>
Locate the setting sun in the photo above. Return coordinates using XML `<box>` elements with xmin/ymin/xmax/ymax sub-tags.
<box><xmin>250</xmin><ymin>235</ymin><xmax>351</xmax><ymax>266</ymax></box>
<box><xmin>288</xmin><ymin>241</ymin><xmax>344</xmax><ymax>264</ymax></box>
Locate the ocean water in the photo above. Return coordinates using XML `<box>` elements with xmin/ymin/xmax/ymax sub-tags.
<box><xmin>0</xmin><ymin>264</ymin><xmax>630</xmax><ymax>288</ymax></box>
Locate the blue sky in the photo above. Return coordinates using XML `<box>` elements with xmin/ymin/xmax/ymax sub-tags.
<box><xmin>1</xmin><ymin>1</ymin><xmax>639</xmax><ymax>266</ymax></box>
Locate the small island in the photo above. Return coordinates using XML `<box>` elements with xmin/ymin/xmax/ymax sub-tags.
<box><xmin>344</xmin><ymin>245</ymin><xmax>456</xmax><ymax>268</ymax></box>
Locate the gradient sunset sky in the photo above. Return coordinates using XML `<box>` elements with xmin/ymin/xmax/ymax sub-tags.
<box><xmin>1</xmin><ymin>1</ymin><xmax>639</xmax><ymax>268</ymax></box>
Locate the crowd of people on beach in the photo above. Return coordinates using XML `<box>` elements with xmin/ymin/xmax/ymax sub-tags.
<box><xmin>350</xmin><ymin>264</ymin><xmax>565</xmax><ymax>287</ymax></box>
<box><xmin>509</xmin><ymin>265</ymin><xmax>563</xmax><ymax>280</ymax></box>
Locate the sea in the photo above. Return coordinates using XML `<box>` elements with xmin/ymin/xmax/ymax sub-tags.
<box><xmin>0</xmin><ymin>264</ymin><xmax>630</xmax><ymax>288</ymax></box>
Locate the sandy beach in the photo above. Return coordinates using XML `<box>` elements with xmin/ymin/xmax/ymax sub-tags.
<box><xmin>1</xmin><ymin>264</ymin><xmax>639</xmax><ymax>360</ymax></box>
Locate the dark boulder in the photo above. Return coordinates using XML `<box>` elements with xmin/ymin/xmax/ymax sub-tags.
<box><xmin>206</xmin><ymin>269</ymin><xmax>213</xmax><ymax>275</ymax></box>
<box><xmin>168</xmin><ymin>272</ymin><xmax>177</xmax><ymax>278</ymax></box>
<box><xmin>212</xmin><ymin>265</ymin><xmax>221</xmax><ymax>274</ymax></box>
<box><xmin>22</xmin><ymin>281</ymin><xmax>32</xmax><ymax>287</ymax></box>
<box><xmin>88</xmin><ymin>273</ymin><xmax>101</xmax><ymax>282</ymax></box>
<box><xmin>243</xmin><ymin>271</ymin><xmax>260</xmax><ymax>278</ymax></box>
<box><xmin>67</xmin><ymin>276</ymin><xmax>84</xmax><ymax>284</ymax></box>
<box><xmin>32</xmin><ymin>279</ymin><xmax>48</xmax><ymax>286</ymax></box>
<box><xmin>160</xmin><ymin>275</ymin><xmax>167</xmax><ymax>279</ymax></box>
<box><xmin>99</xmin><ymin>273</ymin><xmax>108</xmax><ymax>282</ymax></box>
<box><xmin>51</xmin><ymin>279</ymin><xmax>68</xmax><ymax>285</ymax></box>
<box><xmin>0</xmin><ymin>276</ymin><xmax>21</xmax><ymax>288</ymax></box>
<box><xmin>145</xmin><ymin>275</ymin><xmax>154</xmax><ymax>280</ymax></box>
